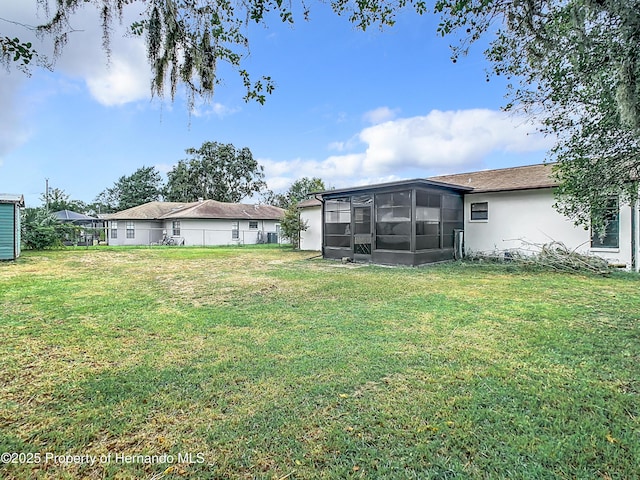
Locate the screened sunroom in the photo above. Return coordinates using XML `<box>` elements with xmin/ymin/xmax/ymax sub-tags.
<box><xmin>321</xmin><ymin>179</ymin><xmax>470</xmax><ymax>266</ymax></box>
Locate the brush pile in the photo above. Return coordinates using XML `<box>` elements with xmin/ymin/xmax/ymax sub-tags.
<box><xmin>465</xmin><ymin>241</ymin><xmax>612</xmax><ymax>275</ymax></box>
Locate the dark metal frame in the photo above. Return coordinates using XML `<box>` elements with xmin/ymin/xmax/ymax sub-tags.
<box><xmin>320</xmin><ymin>179</ymin><xmax>470</xmax><ymax>266</ymax></box>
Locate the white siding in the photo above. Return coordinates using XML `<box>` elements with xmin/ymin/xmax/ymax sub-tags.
<box><xmin>463</xmin><ymin>188</ymin><xmax>634</xmax><ymax>268</ymax></box>
<box><xmin>300</xmin><ymin>206</ymin><xmax>322</xmax><ymax>251</ymax></box>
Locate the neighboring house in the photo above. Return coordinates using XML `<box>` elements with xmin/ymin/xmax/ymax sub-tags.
<box><xmin>0</xmin><ymin>194</ymin><xmax>25</xmax><ymax>260</ymax></box>
<box><xmin>299</xmin><ymin>163</ymin><xmax>640</xmax><ymax>271</ymax></box>
<box><xmin>54</xmin><ymin>210</ymin><xmax>102</xmax><ymax>245</ymax></box>
<box><xmin>104</xmin><ymin>200</ymin><xmax>284</xmax><ymax>246</ymax></box>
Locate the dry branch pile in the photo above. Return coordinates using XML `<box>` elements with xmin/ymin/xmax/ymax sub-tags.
<box><xmin>465</xmin><ymin>241</ymin><xmax>612</xmax><ymax>275</ymax></box>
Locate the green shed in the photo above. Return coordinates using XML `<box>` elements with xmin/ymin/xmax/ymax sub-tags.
<box><xmin>0</xmin><ymin>194</ymin><xmax>25</xmax><ymax>260</ymax></box>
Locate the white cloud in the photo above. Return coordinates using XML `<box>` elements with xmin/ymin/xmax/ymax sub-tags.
<box><xmin>262</xmin><ymin>109</ymin><xmax>553</xmax><ymax>192</ymax></box>
<box><xmin>50</xmin><ymin>4</ymin><xmax>152</xmax><ymax>106</ymax></box>
<box><xmin>357</xmin><ymin>109</ymin><xmax>554</xmax><ymax>174</ymax></box>
<box><xmin>191</xmin><ymin>101</ymin><xmax>240</xmax><ymax>118</ymax></box>
<box><xmin>363</xmin><ymin>106</ymin><xmax>399</xmax><ymax>124</ymax></box>
<box><xmin>83</xmin><ymin>48</ymin><xmax>150</xmax><ymax>106</ymax></box>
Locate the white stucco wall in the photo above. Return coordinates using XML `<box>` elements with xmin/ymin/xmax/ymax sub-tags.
<box><xmin>107</xmin><ymin>219</ymin><xmax>282</xmax><ymax>246</ymax></box>
<box><xmin>463</xmin><ymin>188</ymin><xmax>634</xmax><ymax>268</ymax></box>
<box><xmin>162</xmin><ymin>219</ymin><xmax>282</xmax><ymax>246</ymax></box>
<box><xmin>107</xmin><ymin>220</ymin><xmax>164</xmax><ymax>246</ymax></box>
<box><xmin>300</xmin><ymin>205</ymin><xmax>322</xmax><ymax>251</ymax></box>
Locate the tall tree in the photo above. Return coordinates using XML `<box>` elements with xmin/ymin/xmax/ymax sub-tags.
<box><xmin>3</xmin><ymin>0</ymin><xmax>413</xmax><ymax>106</ymax></box>
<box><xmin>164</xmin><ymin>142</ymin><xmax>266</xmax><ymax>203</ymax></box>
<box><xmin>7</xmin><ymin>1</ymin><xmax>639</xmax><ymax>226</ymax></box>
<box><xmin>96</xmin><ymin>166</ymin><xmax>164</xmax><ymax>212</ymax></box>
<box><xmin>264</xmin><ymin>177</ymin><xmax>326</xmax><ymax>209</ymax></box>
<box><xmin>436</xmin><ymin>0</ymin><xmax>640</xmax><ymax>231</ymax></box>
<box><xmin>40</xmin><ymin>187</ymin><xmax>87</xmax><ymax>212</ymax></box>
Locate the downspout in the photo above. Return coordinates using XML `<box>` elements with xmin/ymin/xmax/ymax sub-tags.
<box><xmin>633</xmin><ymin>199</ymin><xmax>638</xmax><ymax>272</ymax></box>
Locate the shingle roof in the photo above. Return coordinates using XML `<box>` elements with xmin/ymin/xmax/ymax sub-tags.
<box><xmin>428</xmin><ymin>163</ymin><xmax>557</xmax><ymax>193</ymax></box>
<box><xmin>298</xmin><ymin>197</ymin><xmax>322</xmax><ymax>208</ymax></box>
<box><xmin>103</xmin><ymin>201</ymin><xmax>192</xmax><ymax>220</ymax></box>
<box><xmin>104</xmin><ymin>200</ymin><xmax>285</xmax><ymax>221</ymax></box>
<box><xmin>160</xmin><ymin>199</ymin><xmax>285</xmax><ymax>220</ymax></box>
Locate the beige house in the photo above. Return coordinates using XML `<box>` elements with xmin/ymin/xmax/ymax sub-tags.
<box><xmin>299</xmin><ymin>163</ymin><xmax>639</xmax><ymax>271</ymax></box>
<box><xmin>104</xmin><ymin>200</ymin><xmax>284</xmax><ymax>246</ymax></box>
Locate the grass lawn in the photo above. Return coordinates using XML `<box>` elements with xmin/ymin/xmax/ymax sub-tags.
<box><xmin>0</xmin><ymin>246</ymin><xmax>638</xmax><ymax>479</ymax></box>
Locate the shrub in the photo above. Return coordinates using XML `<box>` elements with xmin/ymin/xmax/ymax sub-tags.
<box><xmin>21</xmin><ymin>208</ymin><xmax>75</xmax><ymax>250</ymax></box>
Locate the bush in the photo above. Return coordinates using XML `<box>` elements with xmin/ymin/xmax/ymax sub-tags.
<box><xmin>21</xmin><ymin>208</ymin><xmax>75</xmax><ymax>250</ymax></box>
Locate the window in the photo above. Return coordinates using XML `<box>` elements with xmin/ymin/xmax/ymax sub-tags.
<box><xmin>471</xmin><ymin>202</ymin><xmax>488</xmax><ymax>221</ymax></box>
<box><xmin>110</xmin><ymin>221</ymin><xmax>118</xmax><ymax>239</ymax></box>
<box><xmin>375</xmin><ymin>191</ymin><xmax>411</xmax><ymax>251</ymax></box>
<box><xmin>591</xmin><ymin>198</ymin><xmax>619</xmax><ymax>248</ymax></box>
<box><xmin>126</xmin><ymin>221</ymin><xmax>135</xmax><ymax>239</ymax></box>
<box><xmin>231</xmin><ymin>221</ymin><xmax>239</xmax><ymax>240</ymax></box>
<box><xmin>324</xmin><ymin>198</ymin><xmax>351</xmax><ymax>248</ymax></box>
<box><xmin>249</xmin><ymin>221</ymin><xmax>258</xmax><ymax>230</ymax></box>
<box><xmin>172</xmin><ymin>220</ymin><xmax>180</xmax><ymax>236</ymax></box>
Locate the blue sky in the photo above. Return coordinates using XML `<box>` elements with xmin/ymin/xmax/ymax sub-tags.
<box><xmin>0</xmin><ymin>1</ymin><xmax>553</xmax><ymax>207</ymax></box>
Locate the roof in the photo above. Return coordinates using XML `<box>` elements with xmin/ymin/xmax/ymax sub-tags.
<box><xmin>319</xmin><ymin>178</ymin><xmax>473</xmax><ymax>198</ymax></box>
<box><xmin>54</xmin><ymin>210</ymin><xmax>98</xmax><ymax>222</ymax></box>
<box><xmin>298</xmin><ymin>197</ymin><xmax>322</xmax><ymax>208</ymax></box>
<box><xmin>105</xmin><ymin>200</ymin><xmax>284</xmax><ymax>221</ymax></box>
<box><xmin>160</xmin><ymin>199</ymin><xmax>285</xmax><ymax>220</ymax></box>
<box><xmin>427</xmin><ymin>163</ymin><xmax>557</xmax><ymax>193</ymax></box>
<box><xmin>0</xmin><ymin>194</ymin><xmax>25</xmax><ymax>206</ymax></box>
<box><xmin>103</xmin><ymin>202</ymin><xmax>192</xmax><ymax>220</ymax></box>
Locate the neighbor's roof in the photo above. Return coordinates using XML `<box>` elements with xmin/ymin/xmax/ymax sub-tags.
<box><xmin>103</xmin><ymin>201</ymin><xmax>192</xmax><ymax>220</ymax></box>
<box><xmin>54</xmin><ymin>210</ymin><xmax>98</xmax><ymax>222</ymax></box>
<box><xmin>0</xmin><ymin>193</ymin><xmax>25</xmax><ymax>206</ymax></box>
<box><xmin>105</xmin><ymin>200</ymin><xmax>284</xmax><ymax>221</ymax></box>
<box><xmin>160</xmin><ymin>199</ymin><xmax>285</xmax><ymax>220</ymax></box>
<box><xmin>428</xmin><ymin>163</ymin><xmax>557</xmax><ymax>193</ymax></box>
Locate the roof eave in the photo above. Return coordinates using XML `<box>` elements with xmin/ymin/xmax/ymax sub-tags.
<box><xmin>318</xmin><ymin>178</ymin><xmax>473</xmax><ymax>198</ymax></box>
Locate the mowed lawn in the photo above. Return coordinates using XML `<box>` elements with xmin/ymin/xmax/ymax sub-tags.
<box><xmin>1</xmin><ymin>246</ymin><xmax>638</xmax><ymax>480</ymax></box>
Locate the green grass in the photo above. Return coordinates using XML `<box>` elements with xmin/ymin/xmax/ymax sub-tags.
<box><xmin>1</xmin><ymin>246</ymin><xmax>638</xmax><ymax>479</ymax></box>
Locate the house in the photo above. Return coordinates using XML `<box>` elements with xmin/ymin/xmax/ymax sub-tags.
<box><xmin>104</xmin><ymin>199</ymin><xmax>285</xmax><ymax>246</ymax></box>
<box><xmin>54</xmin><ymin>210</ymin><xmax>102</xmax><ymax>245</ymax></box>
<box><xmin>0</xmin><ymin>194</ymin><xmax>25</xmax><ymax>260</ymax></box>
<box><xmin>299</xmin><ymin>163</ymin><xmax>640</xmax><ymax>271</ymax></box>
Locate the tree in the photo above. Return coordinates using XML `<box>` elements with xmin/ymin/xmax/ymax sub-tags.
<box><xmin>280</xmin><ymin>204</ymin><xmax>308</xmax><ymax>250</ymax></box>
<box><xmin>40</xmin><ymin>187</ymin><xmax>87</xmax><ymax>212</ymax></box>
<box><xmin>164</xmin><ymin>142</ymin><xmax>266</xmax><ymax>203</ymax></box>
<box><xmin>265</xmin><ymin>177</ymin><xmax>324</xmax><ymax>248</ymax></box>
<box><xmin>96</xmin><ymin>166</ymin><xmax>163</xmax><ymax>212</ymax></box>
<box><xmin>264</xmin><ymin>177</ymin><xmax>326</xmax><ymax>209</ymax></box>
<box><xmin>436</xmin><ymin>0</ymin><xmax>640</xmax><ymax>232</ymax></box>
<box><xmin>4</xmin><ymin>0</ymin><xmax>417</xmax><ymax>107</ymax></box>
<box><xmin>21</xmin><ymin>207</ymin><xmax>75</xmax><ymax>250</ymax></box>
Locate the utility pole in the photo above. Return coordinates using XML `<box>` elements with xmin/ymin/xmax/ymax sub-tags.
<box><xmin>45</xmin><ymin>178</ymin><xmax>49</xmax><ymax>209</ymax></box>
